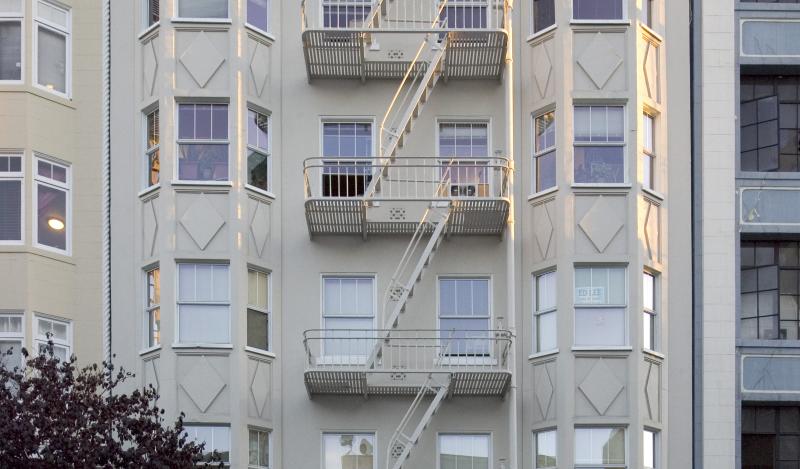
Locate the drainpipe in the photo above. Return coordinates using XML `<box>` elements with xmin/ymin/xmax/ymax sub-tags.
<box><xmin>504</xmin><ymin>0</ymin><xmax>518</xmax><ymax>468</ymax></box>
<box><xmin>101</xmin><ymin>0</ymin><xmax>112</xmax><ymax>367</ymax></box>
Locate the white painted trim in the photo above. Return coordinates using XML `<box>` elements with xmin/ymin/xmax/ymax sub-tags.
<box><xmin>32</xmin><ymin>0</ymin><xmax>71</xmax><ymax>99</ymax></box>
<box><xmin>32</xmin><ymin>154</ymin><xmax>71</xmax><ymax>256</ymax></box>
<box><xmin>435</xmin><ymin>432</ymin><xmax>493</xmax><ymax>469</ymax></box>
<box><xmin>0</xmin><ymin>151</ymin><xmax>24</xmax><ymax>245</ymax></box>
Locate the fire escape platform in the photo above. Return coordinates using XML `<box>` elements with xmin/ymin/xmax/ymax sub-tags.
<box><xmin>302</xmin><ymin>30</ymin><xmax>507</xmax><ymax>81</ymax></box>
<box><xmin>304</xmin><ymin>369</ymin><xmax>511</xmax><ymax>397</ymax></box>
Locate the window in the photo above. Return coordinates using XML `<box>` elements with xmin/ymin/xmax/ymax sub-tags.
<box><xmin>145</xmin><ymin>0</ymin><xmax>159</xmax><ymax>26</ymax></box>
<box><xmin>247</xmin><ymin>268</ymin><xmax>270</xmax><ymax>351</ymax></box>
<box><xmin>439</xmin><ymin>277</ymin><xmax>491</xmax><ymax>356</ymax></box>
<box><xmin>0</xmin><ymin>0</ymin><xmax>23</xmax><ymax>81</ymax></box>
<box><xmin>643</xmin><ymin>272</ymin><xmax>656</xmax><ymax>350</ymax></box>
<box><xmin>177</xmin><ymin>103</ymin><xmax>229</xmax><ymax>181</ymax></box>
<box><xmin>184</xmin><ymin>425</ymin><xmax>230</xmax><ymax>464</ymax></box>
<box><xmin>439</xmin><ymin>434</ymin><xmax>490</xmax><ymax>469</ymax></box>
<box><xmin>573</xmin><ymin>0</ymin><xmax>623</xmax><ymax>20</ymax></box>
<box><xmin>742</xmin><ymin>406</ymin><xmax>800</xmax><ymax>469</ymax></box>
<box><xmin>34</xmin><ymin>156</ymin><xmax>69</xmax><ymax>253</ymax></box>
<box><xmin>740</xmin><ymin>240</ymin><xmax>800</xmax><ymax>340</ymax></box>
<box><xmin>439</xmin><ymin>121</ymin><xmax>490</xmax><ymax>197</ymax></box>
<box><xmin>574</xmin><ymin>427</ymin><xmax>626</xmax><ymax>468</ymax></box>
<box><xmin>35</xmin><ymin>1</ymin><xmax>70</xmax><ymax>96</ymax></box>
<box><xmin>35</xmin><ymin>316</ymin><xmax>70</xmax><ymax>361</ymax></box>
<box><xmin>248</xmin><ymin>428</ymin><xmax>271</xmax><ymax>469</ymax></box>
<box><xmin>323</xmin><ymin>433</ymin><xmax>375</xmax><ymax>469</ymax></box>
<box><xmin>534</xmin><ymin>430</ymin><xmax>557</xmax><ymax>469</ymax></box>
<box><xmin>534</xmin><ymin>271</ymin><xmax>557</xmax><ymax>353</ymax></box>
<box><xmin>177</xmin><ymin>263</ymin><xmax>230</xmax><ymax>344</ymax></box>
<box><xmin>643</xmin><ymin>429</ymin><xmax>656</xmax><ymax>469</ymax></box>
<box><xmin>247</xmin><ymin>109</ymin><xmax>270</xmax><ymax>192</ymax></box>
<box><xmin>321</xmin><ymin>121</ymin><xmax>372</xmax><ymax>197</ymax></box>
<box><xmin>247</xmin><ymin>0</ymin><xmax>269</xmax><ymax>32</ymax></box>
<box><xmin>0</xmin><ymin>153</ymin><xmax>22</xmax><ymax>242</ymax></box>
<box><xmin>574</xmin><ymin>266</ymin><xmax>627</xmax><ymax>347</ymax></box>
<box><xmin>534</xmin><ymin>111</ymin><xmax>556</xmax><ymax>193</ymax></box>
<box><xmin>440</xmin><ymin>0</ymin><xmax>488</xmax><ymax>29</ymax></box>
<box><xmin>533</xmin><ymin>0</ymin><xmax>555</xmax><ymax>33</ymax></box>
<box><xmin>0</xmin><ymin>314</ymin><xmax>24</xmax><ymax>370</ymax></box>
<box><xmin>322</xmin><ymin>277</ymin><xmax>374</xmax><ymax>358</ymax></box>
<box><xmin>643</xmin><ymin>0</ymin><xmax>653</xmax><ymax>28</ymax></box>
<box><xmin>322</xmin><ymin>0</ymin><xmax>372</xmax><ymax>28</ymax></box>
<box><xmin>145</xmin><ymin>267</ymin><xmax>160</xmax><ymax>348</ymax></box>
<box><xmin>177</xmin><ymin>0</ymin><xmax>228</xmax><ymax>19</ymax></box>
<box><xmin>574</xmin><ymin>106</ymin><xmax>625</xmax><ymax>184</ymax></box>
<box><xmin>739</xmin><ymin>75</ymin><xmax>800</xmax><ymax>172</ymax></box>
<box><xmin>145</xmin><ymin>108</ymin><xmax>160</xmax><ymax>187</ymax></box>
<box><xmin>642</xmin><ymin>113</ymin><xmax>655</xmax><ymax>190</ymax></box>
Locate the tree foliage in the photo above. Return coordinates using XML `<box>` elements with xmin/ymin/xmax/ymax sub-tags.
<box><xmin>0</xmin><ymin>341</ymin><xmax>222</xmax><ymax>468</ymax></box>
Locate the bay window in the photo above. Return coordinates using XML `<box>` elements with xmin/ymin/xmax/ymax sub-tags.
<box><xmin>574</xmin><ymin>105</ymin><xmax>625</xmax><ymax>184</ymax></box>
<box><xmin>534</xmin><ymin>271</ymin><xmax>557</xmax><ymax>353</ymax></box>
<box><xmin>0</xmin><ymin>0</ymin><xmax>23</xmax><ymax>81</ymax></box>
<box><xmin>574</xmin><ymin>427</ymin><xmax>626</xmax><ymax>468</ymax></box>
<box><xmin>0</xmin><ymin>153</ymin><xmax>22</xmax><ymax>243</ymax></box>
<box><xmin>177</xmin><ymin>263</ymin><xmax>230</xmax><ymax>344</ymax></box>
<box><xmin>248</xmin><ymin>428</ymin><xmax>271</xmax><ymax>469</ymax></box>
<box><xmin>35</xmin><ymin>315</ymin><xmax>71</xmax><ymax>361</ymax></box>
<box><xmin>177</xmin><ymin>103</ymin><xmax>229</xmax><ymax>181</ymax></box>
<box><xmin>145</xmin><ymin>267</ymin><xmax>161</xmax><ymax>348</ymax></box>
<box><xmin>145</xmin><ymin>108</ymin><xmax>160</xmax><ymax>187</ymax></box>
<box><xmin>642</xmin><ymin>113</ymin><xmax>655</xmax><ymax>190</ymax></box>
<box><xmin>534</xmin><ymin>111</ymin><xmax>556</xmax><ymax>193</ymax></box>
<box><xmin>574</xmin><ymin>266</ymin><xmax>627</xmax><ymax>347</ymax></box>
<box><xmin>177</xmin><ymin>0</ymin><xmax>228</xmax><ymax>19</ymax></box>
<box><xmin>184</xmin><ymin>425</ymin><xmax>230</xmax><ymax>464</ymax></box>
<box><xmin>34</xmin><ymin>156</ymin><xmax>70</xmax><ymax>253</ymax></box>
<box><xmin>247</xmin><ymin>108</ymin><xmax>270</xmax><ymax>192</ymax></box>
<box><xmin>643</xmin><ymin>272</ymin><xmax>656</xmax><ymax>350</ymax></box>
<box><xmin>0</xmin><ymin>314</ymin><xmax>24</xmax><ymax>370</ymax></box>
<box><xmin>534</xmin><ymin>430</ymin><xmax>557</xmax><ymax>469</ymax></box>
<box><xmin>35</xmin><ymin>0</ymin><xmax>70</xmax><ymax>96</ymax></box>
<box><xmin>247</xmin><ymin>268</ymin><xmax>271</xmax><ymax>352</ymax></box>
<box><xmin>573</xmin><ymin>0</ymin><xmax>623</xmax><ymax>20</ymax></box>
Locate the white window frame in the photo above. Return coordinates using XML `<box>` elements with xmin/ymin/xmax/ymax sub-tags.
<box><xmin>247</xmin><ymin>267</ymin><xmax>272</xmax><ymax>353</ymax></box>
<box><xmin>175</xmin><ymin>102</ymin><xmax>230</xmax><ymax>183</ymax></box>
<box><xmin>184</xmin><ymin>424</ymin><xmax>231</xmax><ymax>465</ymax></box>
<box><xmin>142</xmin><ymin>0</ymin><xmax>159</xmax><ymax>29</ymax></box>
<box><xmin>144</xmin><ymin>105</ymin><xmax>160</xmax><ymax>189</ymax></box>
<box><xmin>174</xmin><ymin>0</ymin><xmax>230</xmax><ymax>21</ymax></box>
<box><xmin>33</xmin><ymin>0</ymin><xmax>71</xmax><ymax>98</ymax></box>
<box><xmin>321</xmin><ymin>432</ymin><xmax>377</xmax><ymax>469</ymax></box>
<box><xmin>643</xmin><ymin>429</ymin><xmax>657</xmax><ymax>469</ymax></box>
<box><xmin>572</xmin><ymin>105</ymin><xmax>627</xmax><ymax>185</ymax></box>
<box><xmin>0</xmin><ymin>312</ymin><xmax>25</xmax><ymax>370</ymax></box>
<box><xmin>320</xmin><ymin>275</ymin><xmax>377</xmax><ymax>362</ymax></box>
<box><xmin>0</xmin><ymin>1</ymin><xmax>24</xmax><ymax>84</ymax></box>
<box><xmin>0</xmin><ymin>152</ymin><xmax>24</xmax><ymax>245</ymax></box>
<box><xmin>248</xmin><ymin>427</ymin><xmax>272</xmax><ymax>469</ymax></box>
<box><xmin>33</xmin><ymin>155</ymin><xmax>71</xmax><ymax>255</ymax></box>
<box><xmin>438</xmin><ymin>0</ymin><xmax>490</xmax><ymax>29</ymax></box>
<box><xmin>246</xmin><ymin>106</ymin><xmax>272</xmax><ymax>195</ymax></box>
<box><xmin>571</xmin><ymin>0</ymin><xmax>627</xmax><ymax>22</ymax></box>
<box><xmin>319</xmin><ymin>0</ymin><xmax>374</xmax><ymax>29</ymax></box>
<box><xmin>436</xmin><ymin>433</ymin><xmax>492</xmax><ymax>469</ymax></box>
<box><xmin>533</xmin><ymin>429</ymin><xmax>557</xmax><ymax>469</ymax></box>
<box><xmin>319</xmin><ymin>117</ymin><xmax>376</xmax><ymax>198</ymax></box>
<box><xmin>642</xmin><ymin>112</ymin><xmax>655</xmax><ymax>191</ymax></box>
<box><xmin>533</xmin><ymin>110</ymin><xmax>556</xmax><ymax>194</ymax></box>
<box><xmin>245</xmin><ymin>0</ymin><xmax>270</xmax><ymax>35</ymax></box>
<box><xmin>531</xmin><ymin>0</ymin><xmax>556</xmax><ymax>36</ymax></box>
<box><xmin>643</xmin><ymin>271</ymin><xmax>657</xmax><ymax>352</ymax></box>
<box><xmin>144</xmin><ymin>265</ymin><xmax>160</xmax><ymax>349</ymax></box>
<box><xmin>436</xmin><ymin>119</ymin><xmax>494</xmax><ymax>198</ymax></box>
<box><xmin>574</xmin><ymin>426</ymin><xmax>627</xmax><ymax>469</ymax></box>
<box><xmin>573</xmin><ymin>266</ymin><xmax>628</xmax><ymax>348</ymax></box>
<box><xmin>175</xmin><ymin>262</ymin><xmax>231</xmax><ymax>346</ymax></box>
<box><xmin>533</xmin><ymin>270</ymin><xmax>557</xmax><ymax>354</ymax></box>
<box><xmin>34</xmin><ymin>314</ymin><xmax>72</xmax><ymax>360</ymax></box>
<box><xmin>437</xmin><ymin>275</ymin><xmax>494</xmax><ymax>364</ymax></box>
<box><xmin>643</xmin><ymin>0</ymin><xmax>654</xmax><ymax>29</ymax></box>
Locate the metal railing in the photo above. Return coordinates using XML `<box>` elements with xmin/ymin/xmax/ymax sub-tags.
<box><xmin>303</xmin><ymin>156</ymin><xmax>511</xmax><ymax>200</ymax></box>
<box><xmin>303</xmin><ymin>329</ymin><xmax>512</xmax><ymax>372</ymax></box>
<box><xmin>301</xmin><ymin>0</ymin><xmax>507</xmax><ymax>32</ymax></box>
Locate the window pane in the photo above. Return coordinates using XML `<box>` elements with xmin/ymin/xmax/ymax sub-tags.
<box><xmin>37</xmin><ymin>184</ymin><xmax>67</xmax><ymax>250</ymax></box>
<box><xmin>248</xmin><ymin>150</ymin><xmax>269</xmax><ymax>191</ymax></box>
<box><xmin>643</xmin><ymin>114</ymin><xmax>654</xmax><ymax>153</ymax></box>
<box><xmin>535</xmin><ymin>112</ymin><xmax>556</xmax><ymax>153</ymax></box>
<box><xmin>0</xmin><ymin>180</ymin><xmax>21</xmax><ymax>241</ymax></box>
<box><xmin>574</xmin><ymin>0</ymin><xmax>623</xmax><ymax>20</ymax></box>
<box><xmin>535</xmin><ymin>430</ymin><xmax>557</xmax><ymax>468</ymax></box>
<box><xmin>439</xmin><ymin>435</ymin><xmax>489</xmax><ymax>469</ymax></box>
<box><xmin>323</xmin><ymin>434</ymin><xmax>375</xmax><ymax>469</ymax></box>
<box><xmin>644</xmin><ymin>430</ymin><xmax>656</xmax><ymax>468</ymax></box>
<box><xmin>37</xmin><ymin>1</ymin><xmax>68</xmax><ymax>28</ymax></box>
<box><xmin>533</xmin><ymin>0</ymin><xmax>555</xmax><ymax>33</ymax></box>
<box><xmin>248</xmin><ymin>0</ymin><xmax>269</xmax><ymax>31</ymax></box>
<box><xmin>536</xmin><ymin>149</ymin><xmax>556</xmax><ymax>192</ymax></box>
<box><xmin>248</xmin><ymin>110</ymin><xmax>269</xmax><ymax>150</ymax></box>
<box><xmin>574</xmin><ymin>146</ymin><xmax>624</xmax><ymax>183</ymax></box>
<box><xmin>247</xmin><ymin>309</ymin><xmax>269</xmax><ymax>350</ymax></box>
<box><xmin>0</xmin><ymin>21</ymin><xmax>22</xmax><ymax>80</ymax></box>
<box><xmin>179</xmin><ymin>104</ymin><xmax>195</xmax><ymax>139</ymax></box>
<box><xmin>536</xmin><ymin>271</ymin><xmax>557</xmax><ymax>311</ymax></box>
<box><xmin>148</xmin><ymin>0</ymin><xmax>160</xmax><ymax>25</ymax></box>
<box><xmin>575</xmin><ymin>307</ymin><xmax>626</xmax><ymax>346</ymax></box>
<box><xmin>575</xmin><ymin>428</ymin><xmax>626</xmax><ymax>465</ymax></box>
<box><xmin>643</xmin><ymin>272</ymin><xmax>655</xmax><ymax>310</ymax></box>
<box><xmin>178</xmin><ymin>0</ymin><xmax>228</xmax><ymax>18</ymax></box>
<box><xmin>575</xmin><ymin>267</ymin><xmax>626</xmax><ymax>305</ymax></box>
<box><xmin>643</xmin><ymin>311</ymin><xmax>654</xmax><ymax>349</ymax></box>
<box><xmin>37</xmin><ymin>27</ymin><xmax>67</xmax><ymax>93</ymax></box>
<box><xmin>147</xmin><ymin>269</ymin><xmax>160</xmax><ymax>306</ymax></box>
<box><xmin>178</xmin><ymin>144</ymin><xmax>229</xmax><ymax>181</ymax></box>
<box><xmin>537</xmin><ymin>310</ymin><xmax>557</xmax><ymax>352</ymax></box>
<box><xmin>179</xmin><ymin>304</ymin><xmax>229</xmax><ymax>343</ymax></box>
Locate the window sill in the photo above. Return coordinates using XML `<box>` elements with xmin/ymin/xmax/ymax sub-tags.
<box><xmin>33</xmin><ymin>243</ymin><xmax>71</xmax><ymax>259</ymax></box>
<box><xmin>138</xmin><ymin>183</ymin><xmax>161</xmax><ymax>198</ymax></box>
<box><xmin>529</xmin><ymin>349</ymin><xmax>559</xmax><ymax>360</ymax></box>
<box><xmin>245</xmin><ymin>185</ymin><xmax>276</xmax><ymax>200</ymax></box>
<box><xmin>139</xmin><ymin>345</ymin><xmax>162</xmax><ymax>356</ymax></box>
<box><xmin>528</xmin><ymin>186</ymin><xmax>558</xmax><ymax>202</ymax></box>
<box><xmin>527</xmin><ymin>24</ymin><xmax>556</xmax><ymax>43</ymax></box>
<box><xmin>572</xmin><ymin>183</ymin><xmax>632</xmax><ymax>192</ymax></box>
<box><xmin>571</xmin><ymin>346</ymin><xmax>633</xmax><ymax>352</ymax></box>
<box><xmin>138</xmin><ymin>22</ymin><xmax>160</xmax><ymax>40</ymax></box>
<box><xmin>171</xmin><ymin>18</ymin><xmax>232</xmax><ymax>25</ymax></box>
<box><xmin>643</xmin><ymin>349</ymin><xmax>664</xmax><ymax>360</ymax></box>
<box><xmin>245</xmin><ymin>346</ymin><xmax>276</xmax><ymax>359</ymax></box>
<box><xmin>570</xmin><ymin>19</ymin><xmax>631</xmax><ymax>27</ymax></box>
<box><xmin>640</xmin><ymin>23</ymin><xmax>663</xmax><ymax>43</ymax></box>
<box><xmin>171</xmin><ymin>180</ymin><xmax>233</xmax><ymax>189</ymax></box>
<box><xmin>172</xmin><ymin>343</ymin><xmax>234</xmax><ymax>350</ymax></box>
<box><xmin>642</xmin><ymin>186</ymin><xmax>664</xmax><ymax>201</ymax></box>
<box><xmin>245</xmin><ymin>23</ymin><xmax>276</xmax><ymax>43</ymax></box>
<box><xmin>33</xmin><ymin>83</ymin><xmax>71</xmax><ymax>101</ymax></box>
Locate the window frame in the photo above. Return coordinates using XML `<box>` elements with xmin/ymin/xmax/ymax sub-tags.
<box><xmin>319</xmin><ymin>117</ymin><xmax>376</xmax><ymax>198</ymax></box>
<box><xmin>143</xmin><ymin>0</ymin><xmax>159</xmax><ymax>29</ymax></box>
<box><xmin>144</xmin><ymin>106</ymin><xmax>160</xmax><ymax>189</ymax></box>
<box><xmin>183</xmin><ymin>424</ymin><xmax>231</xmax><ymax>465</ymax></box>
<box><xmin>0</xmin><ymin>1</ymin><xmax>24</xmax><ymax>84</ymax></box>
<box><xmin>643</xmin><ymin>428</ymin><xmax>657</xmax><ymax>469</ymax></box>
<box><xmin>0</xmin><ymin>312</ymin><xmax>25</xmax><ymax>370</ymax></box>
<box><xmin>643</xmin><ymin>0</ymin><xmax>654</xmax><ymax>28</ymax></box>
<box><xmin>175</xmin><ymin>262</ymin><xmax>231</xmax><ymax>346</ymax></box>
<box><xmin>175</xmin><ymin>102</ymin><xmax>230</xmax><ymax>183</ymax></box>
<box><xmin>533</xmin><ymin>270</ymin><xmax>557</xmax><ymax>354</ymax></box>
<box><xmin>532</xmin><ymin>0</ymin><xmax>556</xmax><ymax>35</ymax></box>
<box><xmin>0</xmin><ymin>152</ymin><xmax>24</xmax><ymax>245</ymax></box>
<box><xmin>571</xmin><ymin>0</ymin><xmax>626</xmax><ymax>22</ymax></box>
<box><xmin>572</xmin><ymin>105</ymin><xmax>627</xmax><ymax>185</ymax></box>
<box><xmin>33</xmin><ymin>0</ymin><xmax>71</xmax><ymax>98</ymax></box>
<box><xmin>246</xmin><ymin>0</ymin><xmax>270</xmax><ymax>35</ymax></box>
<box><xmin>436</xmin><ymin>432</ymin><xmax>492</xmax><ymax>469</ymax></box>
<box><xmin>533</xmin><ymin>429</ymin><xmax>558</xmax><ymax>469</ymax></box>
<box><xmin>174</xmin><ymin>0</ymin><xmax>230</xmax><ymax>21</ymax></box>
<box><xmin>436</xmin><ymin>119</ymin><xmax>493</xmax><ymax>198</ymax></box>
<box><xmin>573</xmin><ymin>265</ymin><xmax>629</xmax><ymax>348</ymax></box>
<box><xmin>321</xmin><ymin>431</ymin><xmax>377</xmax><ymax>469</ymax></box>
<box><xmin>248</xmin><ymin>427</ymin><xmax>272</xmax><ymax>469</ymax></box>
<box><xmin>34</xmin><ymin>314</ymin><xmax>72</xmax><ymax>361</ymax></box>
<box><xmin>320</xmin><ymin>275</ymin><xmax>377</xmax><ymax>361</ymax></box>
<box><xmin>247</xmin><ymin>267</ymin><xmax>272</xmax><ymax>353</ymax></box>
<box><xmin>246</xmin><ymin>106</ymin><xmax>272</xmax><ymax>195</ymax></box>
<box><xmin>33</xmin><ymin>155</ymin><xmax>71</xmax><ymax>255</ymax></box>
<box><xmin>643</xmin><ymin>271</ymin><xmax>657</xmax><ymax>351</ymax></box>
<box><xmin>437</xmin><ymin>275</ymin><xmax>493</xmax><ymax>361</ymax></box>
<box><xmin>574</xmin><ymin>426</ymin><xmax>627</xmax><ymax>469</ymax></box>
<box><xmin>144</xmin><ymin>266</ymin><xmax>161</xmax><ymax>349</ymax></box>
<box><xmin>533</xmin><ymin>110</ymin><xmax>557</xmax><ymax>194</ymax></box>
<box><xmin>642</xmin><ymin>112</ymin><xmax>655</xmax><ymax>191</ymax></box>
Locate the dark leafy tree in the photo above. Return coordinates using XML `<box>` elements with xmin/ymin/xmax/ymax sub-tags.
<box><xmin>0</xmin><ymin>340</ymin><xmax>223</xmax><ymax>468</ymax></box>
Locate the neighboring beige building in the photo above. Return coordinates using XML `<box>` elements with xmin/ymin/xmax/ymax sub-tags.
<box><xmin>0</xmin><ymin>0</ymin><xmax>104</xmax><ymax>368</ymax></box>
<box><xmin>106</xmin><ymin>0</ymin><xmax>693</xmax><ymax>467</ymax></box>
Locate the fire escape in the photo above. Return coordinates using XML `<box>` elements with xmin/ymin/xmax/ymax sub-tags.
<box><xmin>300</xmin><ymin>1</ymin><xmax>512</xmax><ymax>468</ymax></box>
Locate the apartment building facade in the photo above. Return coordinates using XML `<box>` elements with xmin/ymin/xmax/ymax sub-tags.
<box><xmin>0</xmin><ymin>0</ymin><xmax>104</xmax><ymax>370</ymax></box>
<box><xmin>694</xmin><ymin>0</ymin><xmax>800</xmax><ymax>468</ymax></box>
<box><xmin>104</xmin><ymin>0</ymin><xmax>692</xmax><ymax>467</ymax></box>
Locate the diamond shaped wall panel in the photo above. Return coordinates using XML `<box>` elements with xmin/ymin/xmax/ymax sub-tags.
<box><xmin>529</xmin><ymin>37</ymin><xmax>554</xmax><ymax>103</ymax></box>
<box><xmin>248</xmin><ymin>357</ymin><xmax>273</xmax><ymax>420</ymax></box>
<box><xmin>143</xmin><ymin>356</ymin><xmax>160</xmax><ymax>393</ymax></box>
<box><xmin>575</xmin><ymin>357</ymin><xmax>628</xmax><ymax>417</ymax></box>
<box><xmin>531</xmin><ymin>199</ymin><xmax>555</xmax><ymax>262</ymax></box>
<box><xmin>575</xmin><ymin>195</ymin><xmax>627</xmax><ymax>254</ymax></box>
<box><xmin>142</xmin><ymin>196</ymin><xmax>159</xmax><ymax>258</ymax></box>
<box><xmin>574</xmin><ymin>32</ymin><xmax>626</xmax><ymax>91</ymax></box>
<box><xmin>142</xmin><ymin>36</ymin><xmax>159</xmax><ymax>97</ymax></box>
<box><xmin>248</xmin><ymin>37</ymin><xmax>271</xmax><ymax>100</ymax></box>
<box><xmin>175</xmin><ymin>30</ymin><xmax>228</xmax><ymax>91</ymax></box>
<box><xmin>248</xmin><ymin>197</ymin><xmax>271</xmax><ymax>259</ymax></box>
<box><xmin>643</xmin><ymin>39</ymin><xmax>660</xmax><ymax>102</ymax></box>
<box><xmin>176</xmin><ymin>354</ymin><xmax>230</xmax><ymax>417</ymax></box>
<box><xmin>532</xmin><ymin>359</ymin><xmax>557</xmax><ymax>423</ymax></box>
<box><xmin>644</xmin><ymin>359</ymin><xmax>662</xmax><ymax>422</ymax></box>
<box><xmin>641</xmin><ymin>198</ymin><xmax>661</xmax><ymax>262</ymax></box>
<box><xmin>176</xmin><ymin>192</ymin><xmax>228</xmax><ymax>252</ymax></box>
